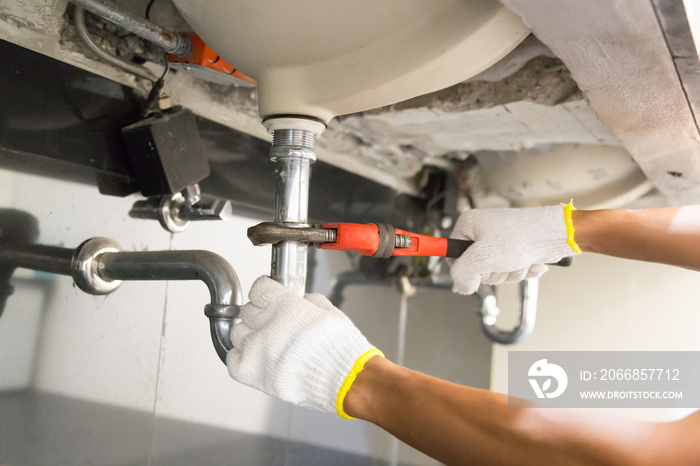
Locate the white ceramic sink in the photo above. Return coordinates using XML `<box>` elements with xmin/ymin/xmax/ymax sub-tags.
<box><xmin>476</xmin><ymin>144</ymin><xmax>654</xmax><ymax>209</ymax></box>
<box><xmin>173</xmin><ymin>0</ymin><xmax>529</xmax><ymax>123</ymax></box>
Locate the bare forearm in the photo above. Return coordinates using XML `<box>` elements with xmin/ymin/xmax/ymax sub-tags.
<box><xmin>573</xmin><ymin>206</ymin><xmax>700</xmax><ymax>271</ymax></box>
<box><xmin>345</xmin><ymin>357</ymin><xmax>697</xmax><ymax>466</ymax></box>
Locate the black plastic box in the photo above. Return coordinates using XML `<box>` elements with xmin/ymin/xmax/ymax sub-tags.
<box><xmin>121</xmin><ymin>109</ymin><xmax>210</xmax><ymax>197</ymax></box>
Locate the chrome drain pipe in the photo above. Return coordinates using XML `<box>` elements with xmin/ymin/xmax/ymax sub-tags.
<box><xmin>477</xmin><ymin>278</ymin><xmax>538</xmax><ymax>345</ymax></box>
<box><xmin>264</xmin><ymin>118</ymin><xmax>325</xmax><ymax>296</ymax></box>
<box><xmin>0</xmin><ymin>237</ymin><xmax>242</xmax><ymax>364</ymax></box>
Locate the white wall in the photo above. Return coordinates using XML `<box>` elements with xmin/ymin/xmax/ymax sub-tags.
<box><xmin>0</xmin><ymin>169</ymin><xmax>171</xmax><ymax>410</ymax></box>
<box><xmin>0</xmin><ymin>274</ymin><xmax>46</xmax><ymax>390</ymax></box>
<box><xmin>491</xmin><ymin>252</ymin><xmax>700</xmax><ymax>422</ymax></box>
<box><xmin>0</xmin><ymin>168</ymin><xmax>292</xmax><ymax>425</ymax></box>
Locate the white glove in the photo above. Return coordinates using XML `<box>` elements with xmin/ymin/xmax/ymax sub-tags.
<box><xmin>450</xmin><ymin>205</ymin><xmax>579</xmax><ymax>295</ymax></box>
<box><xmin>228</xmin><ymin>276</ymin><xmax>381</xmax><ymax>418</ymax></box>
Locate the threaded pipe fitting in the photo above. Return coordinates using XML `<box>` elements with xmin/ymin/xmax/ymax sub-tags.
<box><xmin>272</xmin><ymin>129</ymin><xmax>316</xmax><ymax>151</ymax></box>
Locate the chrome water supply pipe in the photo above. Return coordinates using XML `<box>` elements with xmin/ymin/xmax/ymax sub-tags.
<box><xmin>69</xmin><ymin>0</ymin><xmax>192</xmax><ymax>57</ymax></box>
<box><xmin>73</xmin><ymin>6</ymin><xmax>157</xmax><ymax>82</ymax></box>
<box><xmin>264</xmin><ymin>118</ymin><xmax>325</xmax><ymax>296</ymax></box>
<box><xmin>0</xmin><ymin>237</ymin><xmax>242</xmax><ymax>363</ymax></box>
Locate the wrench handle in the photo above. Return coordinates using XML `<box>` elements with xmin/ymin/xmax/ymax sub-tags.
<box><xmin>444</xmin><ymin>239</ymin><xmax>474</xmax><ymax>258</ymax></box>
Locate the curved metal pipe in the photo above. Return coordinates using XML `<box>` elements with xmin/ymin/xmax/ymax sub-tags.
<box><xmin>328</xmin><ymin>265</ymin><xmax>539</xmax><ymax>344</ymax></box>
<box><xmin>0</xmin><ymin>237</ymin><xmax>242</xmax><ymax>364</ymax></box>
<box><xmin>73</xmin><ymin>6</ymin><xmax>157</xmax><ymax>82</ymax></box>
<box><xmin>329</xmin><ymin>271</ymin><xmax>386</xmax><ymax>307</ymax></box>
<box><xmin>204</xmin><ymin>304</ymin><xmax>238</xmax><ymax>363</ymax></box>
<box><xmin>477</xmin><ymin>278</ymin><xmax>538</xmax><ymax>345</ymax></box>
<box><xmin>0</xmin><ymin>244</ymin><xmax>75</xmax><ymax>275</ymax></box>
<box><xmin>96</xmin><ymin>249</ymin><xmax>242</xmax><ymax>306</ymax></box>
<box><xmin>69</xmin><ymin>0</ymin><xmax>191</xmax><ymax>56</ymax></box>
<box><xmin>328</xmin><ymin>269</ymin><xmax>453</xmax><ymax>307</ymax></box>
<box><xmin>96</xmin><ymin>248</ymin><xmax>243</xmax><ymax>363</ymax></box>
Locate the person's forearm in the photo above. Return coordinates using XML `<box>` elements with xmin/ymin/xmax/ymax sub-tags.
<box><xmin>344</xmin><ymin>356</ymin><xmax>698</xmax><ymax>466</ymax></box>
<box><xmin>573</xmin><ymin>206</ymin><xmax>700</xmax><ymax>271</ymax></box>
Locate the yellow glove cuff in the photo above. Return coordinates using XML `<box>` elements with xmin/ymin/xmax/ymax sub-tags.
<box><xmin>336</xmin><ymin>348</ymin><xmax>384</xmax><ymax>420</ymax></box>
<box><xmin>562</xmin><ymin>200</ymin><xmax>582</xmax><ymax>254</ymax></box>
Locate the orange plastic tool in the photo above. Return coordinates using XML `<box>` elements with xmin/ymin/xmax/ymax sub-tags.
<box><xmin>167</xmin><ymin>33</ymin><xmax>254</xmax><ymax>84</ymax></box>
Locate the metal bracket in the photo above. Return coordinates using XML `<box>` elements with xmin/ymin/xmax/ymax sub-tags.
<box><xmin>72</xmin><ymin>237</ymin><xmax>123</xmax><ymax>295</ymax></box>
<box><xmin>129</xmin><ymin>185</ymin><xmax>234</xmax><ymax>233</ymax></box>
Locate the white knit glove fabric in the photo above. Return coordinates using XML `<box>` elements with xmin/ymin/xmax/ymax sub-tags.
<box><xmin>450</xmin><ymin>205</ymin><xmax>576</xmax><ymax>295</ymax></box>
<box><xmin>227</xmin><ymin>276</ymin><xmax>375</xmax><ymax>414</ymax></box>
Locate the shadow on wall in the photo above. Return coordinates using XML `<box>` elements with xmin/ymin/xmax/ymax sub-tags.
<box><xmin>0</xmin><ymin>209</ymin><xmax>40</xmax><ymax>317</ymax></box>
<box><xmin>0</xmin><ymin>209</ymin><xmax>58</xmax><ymax>392</ymax></box>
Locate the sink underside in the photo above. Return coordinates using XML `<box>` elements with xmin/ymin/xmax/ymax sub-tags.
<box><xmin>0</xmin><ymin>0</ymin><xmax>699</xmax><ymax>206</ymax></box>
<box><xmin>172</xmin><ymin>0</ymin><xmax>529</xmax><ymax>122</ymax></box>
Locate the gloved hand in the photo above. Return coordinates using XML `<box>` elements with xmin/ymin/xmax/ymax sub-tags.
<box><xmin>449</xmin><ymin>204</ymin><xmax>580</xmax><ymax>295</ymax></box>
<box><xmin>228</xmin><ymin>276</ymin><xmax>382</xmax><ymax>418</ymax></box>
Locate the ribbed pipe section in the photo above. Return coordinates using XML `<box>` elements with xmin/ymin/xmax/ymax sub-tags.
<box><xmin>272</xmin><ymin>129</ymin><xmax>316</xmax><ymax>151</ymax></box>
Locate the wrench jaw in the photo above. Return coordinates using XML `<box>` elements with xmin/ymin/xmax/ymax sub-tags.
<box><xmin>247</xmin><ymin>222</ymin><xmax>337</xmax><ymax>247</ymax></box>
